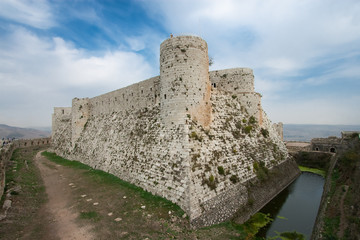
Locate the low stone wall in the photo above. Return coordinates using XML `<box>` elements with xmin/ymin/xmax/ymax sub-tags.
<box><xmin>0</xmin><ymin>144</ymin><xmax>16</xmax><ymax>200</ymax></box>
<box><xmin>0</xmin><ymin>138</ymin><xmax>51</xmax><ymax>199</ymax></box>
<box><xmin>12</xmin><ymin>138</ymin><xmax>51</xmax><ymax>148</ymax></box>
<box><xmin>291</xmin><ymin>151</ymin><xmax>333</xmax><ymax>171</ymax></box>
<box><xmin>286</xmin><ymin>141</ymin><xmax>311</xmax><ymax>152</ymax></box>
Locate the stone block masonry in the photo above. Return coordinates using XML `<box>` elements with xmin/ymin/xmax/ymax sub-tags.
<box><xmin>51</xmin><ymin>35</ymin><xmax>300</xmax><ymax>227</ymax></box>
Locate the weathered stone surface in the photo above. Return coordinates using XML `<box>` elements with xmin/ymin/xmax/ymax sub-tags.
<box><xmin>3</xmin><ymin>200</ymin><xmax>11</xmax><ymax>210</ymax></box>
<box><xmin>51</xmin><ymin>35</ymin><xmax>299</xmax><ymax>227</ymax></box>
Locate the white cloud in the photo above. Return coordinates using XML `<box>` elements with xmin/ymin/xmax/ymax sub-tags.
<box><xmin>0</xmin><ymin>27</ymin><xmax>156</xmax><ymax>127</ymax></box>
<box><xmin>145</xmin><ymin>0</ymin><xmax>360</xmax><ymax>74</ymax></box>
<box><xmin>0</xmin><ymin>0</ymin><xmax>55</xmax><ymax>29</ymax></box>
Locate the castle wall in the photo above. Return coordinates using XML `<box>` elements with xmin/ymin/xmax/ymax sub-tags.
<box><xmin>53</xmin><ymin>106</ymin><xmax>193</xmax><ymax>214</ymax></box>
<box><xmin>51</xmin><ymin>35</ymin><xmax>295</xmax><ymax>228</ymax></box>
<box><xmin>52</xmin><ymin>107</ymin><xmax>71</xmax><ymax>138</ymax></box>
<box><xmin>89</xmin><ymin>76</ymin><xmax>160</xmax><ymax>116</ymax></box>
<box><xmin>71</xmin><ymin>98</ymin><xmax>90</xmax><ymax>147</ymax></box>
<box><xmin>52</xmin><ymin>107</ymin><xmax>72</xmax><ymax>154</ymax></box>
<box><xmin>209</xmin><ymin>68</ymin><xmax>254</xmax><ymax>93</ymax></box>
<box><xmin>311</xmin><ymin>137</ymin><xmax>342</xmax><ymax>152</ymax></box>
<box><xmin>186</xmin><ymin>90</ymin><xmax>290</xmax><ymax>224</ymax></box>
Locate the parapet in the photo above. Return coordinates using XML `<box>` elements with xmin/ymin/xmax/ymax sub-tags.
<box><xmin>53</xmin><ymin>107</ymin><xmax>72</xmax><ymax>118</ymax></box>
<box><xmin>210</xmin><ymin>68</ymin><xmax>254</xmax><ymax>93</ymax></box>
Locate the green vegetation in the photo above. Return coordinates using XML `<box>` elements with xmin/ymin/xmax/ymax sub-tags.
<box><xmin>0</xmin><ymin>147</ymin><xmax>48</xmax><ymax>240</ymax></box>
<box><xmin>189</xmin><ymin>131</ymin><xmax>203</xmax><ymax>141</ymax></box>
<box><xmin>253</xmin><ymin>161</ymin><xmax>269</xmax><ymax>181</ymax></box>
<box><xmin>42</xmin><ymin>151</ymin><xmax>184</xmax><ymax>216</ymax></box>
<box><xmin>261</xmin><ymin>128</ymin><xmax>269</xmax><ymax>138</ymax></box>
<box><xmin>244</xmin><ymin>125</ymin><xmax>253</xmax><ymax>134</ymax></box>
<box><xmin>203</xmin><ymin>212</ymin><xmax>272</xmax><ymax>239</ymax></box>
<box><xmin>230</xmin><ymin>174</ymin><xmax>239</xmax><ymax>184</ymax></box>
<box><xmin>249</xmin><ymin>116</ymin><xmax>257</xmax><ymax>125</ymax></box>
<box><xmin>79</xmin><ymin>211</ymin><xmax>101</xmax><ymax>221</ymax></box>
<box><xmin>323</xmin><ymin>217</ymin><xmax>340</xmax><ymax>240</ymax></box>
<box><xmin>2</xmin><ymin>149</ymin><xmax>314</xmax><ymax>239</ymax></box>
<box><xmin>319</xmin><ymin>137</ymin><xmax>360</xmax><ymax>239</ymax></box>
<box><xmin>203</xmin><ymin>175</ymin><xmax>217</xmax><ymax>190</ymax></box>
<box><xmin>217</xmin><ymin>166</ymin><xmax>225</xmax><ymax>175</ymax></box>
<box><xmin>298</xmin><ymin>165</ymin><xmax>325</xmax><ymax>177</ymax></box>
<box><xmin>241</xmin><ymin>212</ymin><xmax>272</xmax><ymax>239</ymax></box>
<box><xmin>41</xmin><ymin>151</ymin><xmax>90</xmax><ymax>170</ymax></box>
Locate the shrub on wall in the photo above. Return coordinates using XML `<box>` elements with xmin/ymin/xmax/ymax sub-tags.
<box><xmin>249</xmin><ymin>116</ymin><xmax>256</xmax><ymax>125</ymax></box>
<box><xmin>261</xmin><ymin>128</ymin><xmax>269</xmax><ymax>138</ymax></box>
<box><xmin>244</xmin><ymin>126</ymin><xmax>253</xmax><ymax>134</ymax></box>
<box><xmin>230</xmin><ymin>174</ymin><xmax>239</xmax><ymax>184</ymax></box>
<box><xmin>217</xmin><ymin>166</ymin><xmax>225</xmax><ymax>175</ymax></box>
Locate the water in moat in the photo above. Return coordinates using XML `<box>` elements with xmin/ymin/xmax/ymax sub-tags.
<box><xmin>257</xmin><ymin>172</ymin><xmax>325</xmax><ymax>239</ymax></box>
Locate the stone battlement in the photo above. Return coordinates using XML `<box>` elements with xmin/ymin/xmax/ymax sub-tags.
<box><xmin>51</xmin><ymin>35</ymin><xmax>299</xmax><ymax>227</ymax></box>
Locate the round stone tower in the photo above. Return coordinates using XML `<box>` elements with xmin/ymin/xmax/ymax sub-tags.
<box><xmin>159</xmin><ymin>35</ymin><xmax>211</xmax><ymax>127</ymax></box>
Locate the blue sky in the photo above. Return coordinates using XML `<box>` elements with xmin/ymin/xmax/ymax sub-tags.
<box><xmin>0</xmin><ymin>0</ymin><xmax>359</xmax><ymax>127</ymax></box>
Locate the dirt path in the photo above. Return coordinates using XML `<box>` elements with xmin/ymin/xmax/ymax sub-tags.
<box><xmin>34</xmin><ymin>151</ymin><xmax>94</xmax><ymax>240</ymax></box>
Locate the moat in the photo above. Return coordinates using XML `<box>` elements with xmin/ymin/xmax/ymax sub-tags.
<box><xmin>257</xmin><ymin>172</ymin><xmax>325</xmax><ymax>239</ymax></box>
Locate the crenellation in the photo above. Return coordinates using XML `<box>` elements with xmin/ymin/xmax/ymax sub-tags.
<box><xmin>51</xmin><ymin>35</ymin><xmax>299</xmax><ymax>228</ymax></box>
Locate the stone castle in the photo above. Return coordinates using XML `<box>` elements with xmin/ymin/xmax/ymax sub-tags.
<box><xmin>52</xmin><ymin>35</ymin><xmax>299</xmax><ymax>227</ymax></box>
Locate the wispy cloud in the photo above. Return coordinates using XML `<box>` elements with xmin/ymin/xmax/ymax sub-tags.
<box><xmin>0</xmin><ymin>0</ymin><xmax>55</xmax><ymax>29</ymax></box>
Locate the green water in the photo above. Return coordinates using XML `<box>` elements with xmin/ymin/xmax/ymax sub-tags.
<box><xmin>257</xmin><ymin>172</ymin><xmax>325</xmax><ymax>239</ymax></box>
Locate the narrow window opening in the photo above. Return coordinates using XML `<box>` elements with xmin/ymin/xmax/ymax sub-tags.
<box><xmin>164</xmin><ymin>94</ymin><xmax>167</xmax><ymax>99</ymax></box>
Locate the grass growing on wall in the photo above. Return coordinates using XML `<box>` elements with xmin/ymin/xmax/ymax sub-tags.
<box><xmin>298</xmin><ymin>165</ymin><xmax>326</xmax><ymax>177</ymax></box>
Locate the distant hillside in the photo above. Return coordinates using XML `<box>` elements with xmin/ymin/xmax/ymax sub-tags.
<box><xmin>0</xmin><ymin>124</ymin><xmax>51</xmax><ymax>140</ymax></box>
<box><xmin>284</xmin><ymin>124</ymin><xmax>360</xmax><ymax>142</ymax></box>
